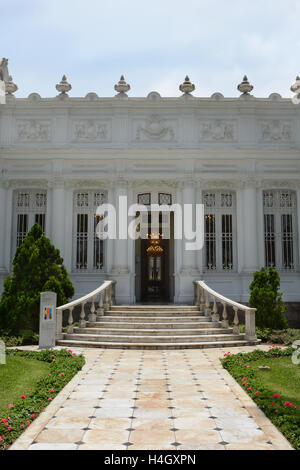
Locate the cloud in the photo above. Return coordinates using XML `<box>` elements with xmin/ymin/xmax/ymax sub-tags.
<box><xmin>1</xmin><ymin>0</ymin><xmax>299</xmax><ymax>98</ymax></box>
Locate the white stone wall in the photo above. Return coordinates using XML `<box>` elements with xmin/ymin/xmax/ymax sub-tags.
<box><xmin>0</xmin><ymin>92</ymin><xmax>300</xmax><ymax>303</ymax></box>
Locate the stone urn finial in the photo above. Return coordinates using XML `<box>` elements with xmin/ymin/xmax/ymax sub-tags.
<box><xmin>291</xmin><ymin>76</ymin><xmax>300</xmax><ymax>93</ymax></box>
<box><xmin>5</xmin><ymin>75</ymin><xmax>18</xmax><ymax>95</ymax></box>
<box><xmin>56</xmin><ymin>75</ymin><xmax>72</xmax><ymax>95</ymax></box>
<box><xmin>237</xmin><ymin>75</ymin><xmax>253</xmax><ymax>95</ymax></box>
<box><xmin>179</xmin><ymin>75</ymin><xmax>195</xmax><ymax>95</ymax></box>
<box><xmin>114</xmin><ymin>75</ymin><xmax>130</xmax><ymax>96</ymax></box>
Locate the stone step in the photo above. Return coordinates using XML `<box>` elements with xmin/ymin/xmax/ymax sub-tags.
<box><xmin>57</xmin><ymin>339</ymin><xmax>257</xmax><ymax>350</ymax></box>
<box><xmin>107</xmin><ymin>311</ymin><xmax>204</xmax><ymax>317</ymax></box>
<box><xmin>75</xmin><ymin>327</ymin><xmax>228</xmax><ymax>336</ymax></box>
<box><xmin>87</xmin><ymin>321</ymin><xmax>218</xmax><ymax>329</ymax></box>
<box><xmin>109</xmin><ymin>305</ymin><xmax>199</xmax><ymax>311</ymax></box>
<box><xmin>97</xmin><ymin>315</ymin><xmax>209</xmax><ymax>322</ymax></box>
<box><xmin>64</xmin><ymin>332</ymin><xmax>243</xmax><ymax>343</ymax></box>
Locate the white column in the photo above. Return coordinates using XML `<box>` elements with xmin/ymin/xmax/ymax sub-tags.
<box><xmin>296</xmin><ymin>188</ymin><xmax>300</xmax><ymax>270</ymax></box>
<box><xmin>110</xmin><ymin>180</ymin><xmax>129</xmax><ymax>274</ymax></box>
<box><xmin>50</xmin><ymin>181</ymin><xmax>66</xmax><ymax>256</ymax></box>
<box><xmin>180</xmin><ymin>179</ymin><xmax>199</xmax><ymax>276</ymax></box>
<box><xmin>0</xmin><ymin>183</ymin><xmax>7</xmax><ymax>268</ymax></box>
<box><xmin>241</xmin><ymin>182</ymin><xmax>259</xmax><ymax>273</ymax></box>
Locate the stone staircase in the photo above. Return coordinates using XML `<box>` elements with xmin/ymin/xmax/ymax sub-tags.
<box><xmin>56</xmin><ymin>305</ymin><xmax>258</xmax><ymax>349</ymax></box>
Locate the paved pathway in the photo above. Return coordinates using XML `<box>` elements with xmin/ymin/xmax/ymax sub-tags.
<box><xmin>11</xmin><ymin>345</ymin><xmax>293</xmax><ymax>450</ymax></box>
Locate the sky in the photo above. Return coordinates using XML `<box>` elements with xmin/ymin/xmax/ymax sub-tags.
<box><xmin>1</xmin><ymin>0</ymin><xmax>300</xmax><ymax>98</ymax></box>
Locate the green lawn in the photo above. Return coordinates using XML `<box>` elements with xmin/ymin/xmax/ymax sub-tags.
<box><xmin>0</xmin><ymin>355</ymin><xmax>50</xmax><ymax>417</ymax></box>
<box><xmin>255</xmin><ymin>356</ymin><xmax>300</xmax><ymax>407</ymax></box>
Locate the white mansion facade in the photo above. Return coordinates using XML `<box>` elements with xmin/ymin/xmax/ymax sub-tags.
<box><xmin>0</xmin><ymin>63</ymin><xmax>300</xmax><ymax>305</ymax></box>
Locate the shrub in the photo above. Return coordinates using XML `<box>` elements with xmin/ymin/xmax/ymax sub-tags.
<box><xmin>0</xmin><ymin>224</ymin><xmax>74</xmax><ymax>335</ymax></box>
<box><xmin>249</xmin><ymin>267</ymin><xmax>288</xmax><ymax>330</ymax></box>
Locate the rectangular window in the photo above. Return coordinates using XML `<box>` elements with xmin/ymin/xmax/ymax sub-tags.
<box><xmin>203</xmin><ymin>191</ymin><xmax>236</xmax><ymax>272</ymax></box>
<box><xmin>282</xmin><ymin>214</ymin><xmax>294</xmax><ymax>269</ymax></box>
<box><xmin>264</xmin><ymin>214</ymin><xmax>276</xmax><ymax>267</ymax></box>
<box><xmin>263</xmin><ymin>190</ymin><xmax>297</xmax><ymax>271</ymax></box>
<box><xmin>73</xmin><ymin>191</ymin><xmax>106</xmax><ymax>272</ymax></box>
<box><xmin>222</xmin><ymin>214</ymin><xmax>233</xmax><ymax>269</ymax></box>
<box><xmin>76</xmin><ymin>214</ymin><xmax>88</xmax><ymax>270</ymax></box>
<box><xmin>35</xmin><ymin>213</ymin><xmax>46</xmax><ymax>233</ymax></box>
<box><xmin>205</xmin><ymin>214</ymin><xmax>216</xmax><ymax>269</ymax></box>
<box><xmin>16</xmin><ymin>214</ymin><xmax>28</xmax><ymax>247</ymax></box>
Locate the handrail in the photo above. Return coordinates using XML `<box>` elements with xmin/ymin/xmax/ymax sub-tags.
<box><xmin>197</xmin><ymin>280</ymin><xmax>255</xmax><ymax>312</ymax></box>
<box><xmin>194</xmin><ymin>280</ymin><xmax>257</xmax><ymax>341</ymax></box>
<box><xmin>55</xmin><ymin>279</ymin><xmax>116</xmax><ymax>340</ymax></box>
<box><xmin>56</xmin><ymin>280</ymin><xmax>112</xmax><ymax>312</ymax></box>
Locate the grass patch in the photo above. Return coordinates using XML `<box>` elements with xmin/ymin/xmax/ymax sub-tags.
<box><xmin>221</xmin><ymin>347</ymin><xmax>300</xmax><ymax>450</ymax></box>
<box><xmin>0</xmin><ymin>348</ymin><xmax>85</xmax><ymax>450</ymax></box>
<box><xmin>0</xmin><ymin>356</ymin><xmax>50</xmax><ymax>417</ymax></box>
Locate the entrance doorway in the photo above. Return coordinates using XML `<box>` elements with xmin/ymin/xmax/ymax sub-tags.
<box><xmin>135</xmin><ymin>212</ymin><xmax>174</xmax><ymax>303</ymax></box>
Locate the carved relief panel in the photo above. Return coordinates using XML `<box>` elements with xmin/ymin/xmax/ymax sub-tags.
<box><xmin>133</xmin><ymin>115</ymin><xmax>176</xmax><ymax>142</ymax></box>
<box><xmin>71</xmin><ymin>119</ymin><xmax>111</xmax><ymax>142</ymax></box>
<box><xmin>16</xmin><ymin>120</ymin><xmax>51</xmax><ymax>142</ymax></box>
<box><xmin>199</xmin><ymin>119</ymin><xmax>236</xmax><ymax>142</ymax></box>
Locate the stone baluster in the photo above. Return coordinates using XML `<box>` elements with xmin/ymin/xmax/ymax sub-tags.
<box><xmin>221</xmin><ymin>302</ymin><xmax>229</xmax><ymax>328</ymax></box>
<box><xmin>104</xmin><ymin>288</ymin><xmax>110</xmax><ymax>311</ymax></box>
<box><xmin>245</xmin><ymin>308</ymin><xmax>257</xmax><ymax>341</ymax></box>
<box><xmin>211</xmin><ymin>296</ymin><xmax>219</xmax><ymax>322</ymax></box>
<box><xmin>56</xmin><ymin>309</ymin><xmax>63</xmax><ymax>340</ymax></box>
<box><xmin>67</xmin><ymin>307</ymin><xmax>74</xmax><ymax>334</ymax></box>
<box><xmin>88</xmin><ymin>296</ymin><xmax>96</xmax><ymax>322</ymax></box>
<box><xmin>199</xmin><ymin>287</ymin><xmax>205</xmax><ymax>314</ymax></box>
<box><xmin>233</xmin><ymin>307</ymin><xmax>240</xmax><ymax>334</ymax></box>
<box><xmin>97</xmin><ymin>291</ymin><xmax>104</xmax><ymax>317</ymax></box>
<box><xmin>204</xmin><ymin>292</ymin><xmax>211</xmax><ymax>317</ymax></box>
<box><xmin>111</xmin><ymin>282</ymin><xmax>116</xmax><ymax>305</ymax></box>
<box><xmin>79</xmin><ymin>302</ymin><xmax>86</xmax><ymax>328</ymax></box>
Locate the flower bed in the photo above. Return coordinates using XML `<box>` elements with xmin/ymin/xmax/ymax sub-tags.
<box><xmin>0</xmin><ymin>348</ymin><xmax>85</xmax><ymax>450</ymax></box>
<box><xmin>221</xmin><ymin>347</ymin><xmax>300</xmax><ymax>450</ymax></box>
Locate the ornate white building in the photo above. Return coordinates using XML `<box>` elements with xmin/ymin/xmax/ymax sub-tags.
<box><xmin>1</xmin><ymin>61</ymin><xmax>300</xmax><ymax>309</ymax></box>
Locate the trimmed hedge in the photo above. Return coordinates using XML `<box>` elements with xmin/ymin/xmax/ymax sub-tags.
<box><xmin>221</xmin><ymin>347</ymin><xmax>300</xmax><ymax>450</ymax></box>
<box><xmin>0</xmin><ymin>348</ymin><xmax>85</xmax><ymax>450</ymax></box>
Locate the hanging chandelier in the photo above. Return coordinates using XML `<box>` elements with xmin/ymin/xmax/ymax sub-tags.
<box><xmin>146</xmin><ymin>233</ymin><xmax>164</xmax><ymax>257</ymax></box>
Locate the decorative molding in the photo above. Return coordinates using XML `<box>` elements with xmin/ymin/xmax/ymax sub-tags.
<box><xmin>260</xmin><ymin>120</ymin><xmax>292</xmax><ymax>142</ymax></box>
<box><xmin>72</xmin><ymin>120</ymin><xmax>110</xmax><ymax>142</ymax></box>
<box><xmin>135</xmin><ymin>115</ymin><xmax>175</xmax><ymax>142</ymax></box>
<box><xmin>16</xmin><ymin>119</ymin><xmax>51</xmax><ymax>142</ymax></box>
<box><xmin>199</xmin><ymin>120</ymin><xmax>235</xmax><ymax>142</ymax></box>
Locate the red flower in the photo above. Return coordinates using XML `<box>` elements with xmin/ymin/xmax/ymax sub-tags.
<box><xmin>1</xmin><ymin>419</ymin><xmax>6</xmax><ymax>423</ymax></box>
<box><xmin>31</xmin><ymin>414</ymin><xmax>35</xmax><ymax>419</ymax></box>
<box><xmin>255</xmin><ymin>391</ymin><xmax>259</xmax><ymax>395</ymax></box>
<box><xmin>8</xmin><ymin>426</ymin><xmax>12</xmax><ymax>431</ymax></box>
<box><xmin>60</xmin><ymin>373</ymin><xmax>65</xmax><ymax>376</ymax></box>
<box><xmin>273</xmin><ymin>393</ymin><xmax>280</xmax><ymax>398</ymax></box>
<box><xmin>20</xmin><ymin>424</ymin><xmax>24</xmax><ymax>429</ymax></box>
<box><xmin>242</xmin><ymin>382</ymin><xmax>247</xmax><ymax>386</ymax></box>
<box><xmin>48</xmin><ymin>397</ymin><xmax>53</xmax><ymax>401</ymax></box>
<box><xmin>0</xmin><ymin>436</ymin><xmax>2</xmax><ymax>442</ymax></box>
<box><xmin>4</xmin><ymin>422</ymin><xmax>8</xmax><ymax>427</ymax></box>
<box><xmin>21</xmin><ymin>395</ymin><xmax>26</xmax><ymax>399</ymax></box>
<box><xmin>51</xmin><ymin>355</ymin><xmax>54</xmax><ymax>358</ymax></box>
<box><xmin>26</xmin><ymin>421</ymin><xmax>30</xmax><ymax>426</ymax></box>
<box><xmin>49</xmin><ymin>389</ymin><xmax>54</xmax><ymax>393</ymax></box>
<box><xmin>247</xmin><ymin>387</ymin><xmax>252</xmax><ymax>391</ymax></box>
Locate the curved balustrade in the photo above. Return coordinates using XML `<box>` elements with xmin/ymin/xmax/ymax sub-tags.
<box><xmin>56</xmin><ymin>280</ymin><xmax>116</xmax><ymax>339</ymax></box>
<box><xmin>194</xmin><ymin>280</ymin><xmax>257</xmax><ymax>341</ymax></box>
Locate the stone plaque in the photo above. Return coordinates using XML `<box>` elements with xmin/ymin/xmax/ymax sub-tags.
<box><xmin>0</xmin><ymin>340</ymin><xmax>5</xmax><ymax>364</ymax></box>
<box><xmin>39</xmin><ymin>291</ymin><xmax>57</xmax><ymax>349</ymax></box>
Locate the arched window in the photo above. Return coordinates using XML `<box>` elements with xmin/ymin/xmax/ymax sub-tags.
<box><xmin>73</xmin><ymin>191</ymin><xmax>106</xmax><ymax>271</ymax></box>
<box><xmin>13</xmin><ymin>189</ymin><xmax>47</xmax><ymax>249</ymax></box>
<box><xmin>263</xmin><ymin>190</ymin><xmax>298</xmax><ymax>271</ymax></box>
<box><xmin>203</xmin><ymin>191</ymin><xmax>236</xmax><ymax>271</ymax></box>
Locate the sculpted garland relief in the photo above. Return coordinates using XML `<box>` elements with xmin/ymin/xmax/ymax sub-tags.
<box><xmin>261</xmin><ymin>120</ymin><xmax>292</xmax><ymax>142</ymax></box>
<box><xmin>135</xmin><ymin>115</ymin><xmax>175</xmax><ymax>142</ymax></box>
<box><xmin>72</xmin><ymin>120</ymin><xmax>110</xmax><ymax>142</ymax></box>
<box><xmin>199</xmin><ymin>120</ymin><xmax>235</xmax><ymax>142</ymax></box>
<box><xmin>17</xmin><ymin>120</ymin><xmax>51</xmax><ymax>142</ymax></box>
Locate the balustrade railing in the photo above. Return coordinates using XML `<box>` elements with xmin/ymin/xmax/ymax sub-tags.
<box><xmin>56</xmin><ymin>280</ymin><xmax>116</xmax><ymax>339</ymax></box>
<box><xmin>194</xmin><ymin>280</ymin><xmax>257</xmax><ymax>341</ymax></box>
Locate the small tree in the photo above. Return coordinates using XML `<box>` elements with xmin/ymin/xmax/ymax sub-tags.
<box><xmin>249</xmin><ymin>266</ymin><xmax>288</xmax><ymax>330</ymax></box>
<box><xmin>0</xmin><ymin>223</ymin><xmax>74</xmax><ymax>334</ymax></box>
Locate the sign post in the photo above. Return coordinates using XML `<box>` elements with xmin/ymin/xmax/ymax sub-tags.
<box><xmin>39</xmin><ymin>291</ymin><xmax>57</xmax><ymax>349</ymax></box>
